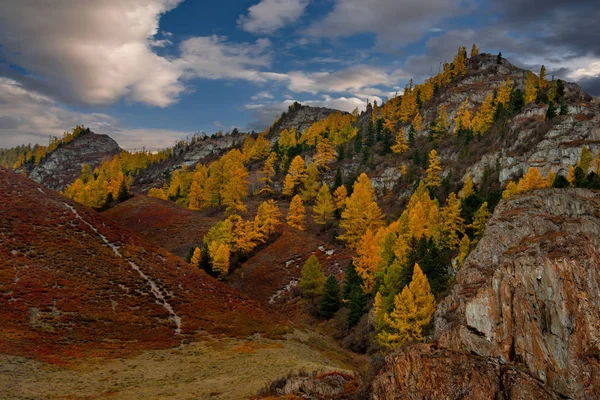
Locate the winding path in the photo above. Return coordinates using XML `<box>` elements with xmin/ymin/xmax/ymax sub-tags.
<box><xmin>64</xmin><ymin>202</ymin><xmax>182</xmax><ymax>335</ymax></box>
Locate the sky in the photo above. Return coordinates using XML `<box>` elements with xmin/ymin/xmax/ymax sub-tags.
<box><xmin>0</xmin><ymin>0</ymin><xmax>599</xmax><ymax>150</ymax></box>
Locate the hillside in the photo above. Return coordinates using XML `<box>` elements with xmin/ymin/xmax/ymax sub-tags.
<box><xmin>372</xmin><ymin>188</ymin><xmax>600</xmax><ymax>399</ymax></box>
<box><xmin>28</xmin><ymin>130</ymin><xmax>121</xmax><ymax>191</ymax></box>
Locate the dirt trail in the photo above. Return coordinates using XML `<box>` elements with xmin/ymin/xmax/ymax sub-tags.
<box><xmin>64</xmin><ymin>202</ymin><xmax>182</xmax><ymax>334</ymax></box>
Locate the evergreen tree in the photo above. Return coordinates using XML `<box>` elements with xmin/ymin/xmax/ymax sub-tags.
<box><xmin>117</xmin><ymin>179</ymin><xmax>129</xmax><ymax>202</ymax></box>
<box><xmin>347</xmin><ymin>286</ymin><xmax>366</xmax><ymax>328</ymax></box>
<box><xmin>320</xmin><ymin>275</ymin><xmax>342</xmax><ymax>318</ymax></box>
<box><xmin>299</xmin><ymin>255</ymin><xmax>326</xmax><ymax>297</ymax></box>
<box><xmin>546</xmin><ymin>101</ymin><xmax>557</xmax><ymax>121</ymax></box>
<box><xmin>333</xmin><ymin>167</ymin><xmax>343</xmax><ymax>190</ymax></box>
<box><xmin>552</xmin><ymin>174</ymin><xmax>570</xmax><ymax>188</ymax></box>
<box><xmin>342</xmin><ymin>261</ymin><xmax>362</xmax><ymax>300</ymax></box>
<box><xmin>559</xmin><ymin>100</ymin><xmax>569</xmax><ymax>116</ymax></box>
<box><xmin>497</xmin><ymin>52</ymin><xmax>502</xmax><ymax>64</ymax></box>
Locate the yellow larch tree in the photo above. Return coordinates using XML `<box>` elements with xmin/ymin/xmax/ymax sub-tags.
<box><xmin>525</xmin><ymin>71</ymin><xmax>538</xmax><ymax>103</ymax></box>
<box><xmin>470</xmin><ymin>201</ymin><xmax>490</xmax><ymax>241</ymax></box>
<box><xmin>408</xmin><ymin>201</ymin><xmax>428</xmax><ymax>239</ymax></box>
<box><xmin>314</xmin><ymin>137</ymin><xmax>337</xmax><ymax>170</ymax></box>
<box><xmin>567</xmin><ymin>165</ymin><xmax>575</xmax><ymax>185</ymax></box>
<box><xmin>257</xmin><ymin>152</ymin><xmax>277</xmax><ymax>195</ymax></box>
<box><xmin>454</xmin><ymin>98</ymin><xmax>472</xmax><ymax>134</ymax></box>
<box><xmin>431</xmin><ymin>105</ymin><xmax>449</xmax><ymax>138</ymax></box>
<box><xmin>539</xmin><ymin>65</ymin><xmax>548</xmax><ymax>89</ymax></box>
<box><xmin>452</xmin><ymin>46</ymin><xmax>468</xmax><ymax>77</ymax></box>
<box><xmin>209</xmin><ymin>241</ymin><xmax>230</xmax><ymax>279</ymax></box>
<box><xmin>502</xmin><ymin>180</ymin><xmax>519</xmax><ymax>199</ymax></box>
<box><xmin>459</xmin><ymin>174</ymin><xmax>474</xmax><ymax>199</ymax></box>
<box><xmin>472</xmin><ymin>93</ymin><xmax>495</xmax><ymax>136</ymax></box>
<box><xmin>495</xmin><ymin>78</ymin><xmax>513</xmax><ymax>107</ymax></box>
<box><xmin>517</xmin><ymin>167</ymin><xmax>547</xmax><ymax>192</ymax></box>
<box><xmin>256</xmin><ymin>199</ymin><xmax>282</xmax><ymax>237</ymax></box>
<box><xmin>470</xmin><ymin>43</ymin><xmax>479</xmax><ymax>58</ymax></box>
<box><xmin>456</xmin><ymin>235</ymin><xmax>471</xmax><ymax>268</ymax></box>
<box><xmin>278</xmin><ymin>129</ymin><xmax>297</xmax><ymax>154</ymax></box>
<box><xmin>220</xmin><ymin>149</ymin><xmax>249</xmax><ymax>215</ymax></box>
<box><xmin>595</xmin><ymin>149</ymin><xmax>600</xmax><ymax>174</ymax></box>
<box><xmin>233</xmin><ymin>218</ymin><xmax>263</xmax><ymax>254</ymax></box>
<box><xmin>546</xmin><ymin>169</ymin><xmax>556</xmax><ymax>187</ymax></box>
<box><xmin>339</xmin><ymin>173</ymin><xmax>385</xmax><ymax>248</ymax></box>
<box><xmin>378</xmin><ymin>263</ymin><xmax>435</xmax><ymax>350</ymax></box>
<box><xmin>333</xmin><ymin>185</ymin><xmax>348</xmax><ymax>210</ymax></box>
<box><xmin>287</xmin><ymin>195</ymin><xmax>306</xmax><ymax>231</ymax></box>
<box><xmin>425</xmin><ymin>149</ymin><xmax>442</xmax><ymax>188</ymax></box>
<box><xmin>190</xmin><ymin>247</ymin><xmax>202</xmax><ymax>267</ymax></box>
<box><xmin>188</xmin><ymin>165</ymin><xmax>208</xmax><ymax>210</ymax></box>
<box><xmin>578</xmin><ymin>146</ymin><xmax>594</xmax><ymax>174</ymax></box>
<box><xmin>148</xmin><ymin>186</ymin><xmax>168</xmax><ymax>200</ymax></box>
<box><xmin>391</xmin><ymin>128</ymin><xmax>409</xmax><ymax>154</ymax></box>
<box><xmin>300</xmin><ymin>162</ymin><xmax>320</xmax><ymax>202</ymax></box>
<box><xmin>440</xmin><ymin>192</ymin><xmax>464</xmax><ymax>248</ymax></box>
<box><xmin>354</xmin><ymin>228</ymin><xmax>383</xmax><ymax>294</ymax></box>
<box><xmin>399</xmin><ymin>81</ymin><xmax>417</xmax><ymax>123</ymax></box>
<box><xmin>412</xmin><ymin>111</ymin><xmax>423</xmax><ymax>132</ymax></box>
<box><xmin>313</xmin><ymin>184</ymin><xmax>335</xmax><ymax>224</ymax></box>
<box><xmin>282</xmin><ymin>155</ymin><xmax>307</xmax><ymax>196</ymax></box>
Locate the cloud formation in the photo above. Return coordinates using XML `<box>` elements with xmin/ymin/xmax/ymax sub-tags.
<box><xmin>0</xmin><ymin>0</ymin><xmax>185</xmax><ymax>107</ymax></box>
<box><xmin>238</xmin><ymin>0</ymin><xmax>309</xmax><ymax>34</ymax></box>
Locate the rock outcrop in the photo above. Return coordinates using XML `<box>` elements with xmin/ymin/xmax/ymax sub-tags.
<box><xmin>373</xmin><ymin>189</ymin><xmax>600</xmax><ymax>399</ymax></box>
<box><xmin>268</xmin><ymin>102</ymin><xmax>345</xmax><ymax>141</ymax></box>
<box><xmin>28</xmin><ymin>131</ymin><xmax>121</xmax><ymax>191</ymax></box>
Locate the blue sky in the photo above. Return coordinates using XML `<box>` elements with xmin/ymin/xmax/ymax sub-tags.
<box><xmin>0</xmin><ymin>0</ymin><xmax>599</xmax><ymax>150</ymax></box>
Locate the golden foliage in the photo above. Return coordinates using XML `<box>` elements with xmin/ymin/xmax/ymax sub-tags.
<box><xmin>313</xmin><ymin>184</ymin><xmax>335</xmax><ymax>225</ymax></box>
<box><xmin>425</xmin><ymin>149</ymin><xmax>442</xmax><ymax>188</ymax></box>
<box><xmin>287</xmin><ymin>195</ymin><xmax>306</xmax><ymax>231</ymax></box>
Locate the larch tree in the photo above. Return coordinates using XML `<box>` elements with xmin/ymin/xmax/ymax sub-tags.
<box><xmin>578</xmin><ymin>146</ymin><xmax>594</xmax><ymax>174</ymax></box>
<box><xmin>412</xmin><ymin>111</ymin><xmax>423</xmax><ymax>132</ymax></box>
<box><xmin>233</xmin><ymin>218</ymin><xmax>263</xmax><ymax>254</ymax></box>
<box><xmin>282</xmin><ymin>155</ymin><xmax>307</xmax><ymax>196</ymax></box>
<box><xmin>190</xmin><ymin>247</ymin><xmax>202</xmax><ymax>267</ymax></box>
<box><xmin>454</xmin><ymin>98</ymin><xmax>472</xmax><ymax>135</ymax></box>
<box><xmin>391</xmin><ymin>128</ymin><xmax>409</xmax><ymax>154</ymax></box>
<box><xmin>299</xmin><ymin>255</ymin><xmax>326</xmax><ymax>298</ymax></box>
<box><xmin>210</xmin><ymin>242</ymin><xmax>230</xmax><ymax>279</ymax></box>
<box><xmin>456</xmin><ymin>235</ymin><xmax>471</xmax><ymax>267</ymax></box>
<box><xmin>470</xmin><ymin>43</ymin><xmax>479</xmax><ymax>58</ymax></box>
<box><xmin>539</xmin><ymin>65</ymin><xmax>548</xmax><ymax>89</ymax></box>
<box><xmin>220</xmin><ymin>149</ymin><xmax>249</xmax><ymax>215</ymax></box>
<box><xmin>378</xmin><ymin>263</ymin><xmax>435</xmax><ymax>350</ymax></box>
<box><xmin>339</xmin><ymin>173</ymin><xmax>385</xmax><ymax>248</ymax></box>
<box><xmin>354</xmin><ymin>228</ymin><xmax>383</xmax><ymax>294</ymax></box>
<box><xmin>567</xmin><ymin>165</ymin><xmax>576</xmax><ymax>185</ymax></box>
<box><xmin>546</xmin><ymin>169</ymin><xmax>556</xmax><ymax>187</ymax></box>
<box><xmin>459</xmin><ymin>174</ymin><xmax>474</xmax><ymax>199</ymax></box>
<box><xmin>287</xmin><ymin>195</ymin><xmax>306</xmax><ymax>231</ymax></box>
<box><xmin>333</xmin><ymin>185</ymin><xmax>348</xmax><ymax>210</ymax></box>
<box><xmin>256</xmin><ymin>199</ymin><xmax>282</xmax><ymax>237</ymax></box>
<box><xmin>472</xmin><ymin>93</ymin><xmax>495</xmax><ymax>136</ymax></box>
<box><xmin>502</xmin><ymin>180</ymin><xmax>519</xmax><ymax>199</ymax></box>
<box><xmin>452</xmin><ymin>46</ymin><xmax>467</xmax><ymax>76</ymax></box>
<box><xmin>431</xmin><ymin>105</ymin><xmax>449</xmax><ymax>138</ymax></box>
<box><xmin>525</xmin><ymin>71</ymin><xmax>538</xmax><ymax>103</ymax></box>
<box><xmin>300</xmin><ymin>162</ymin><xmax>320</xmax><ymax>202</ymax></box>
<box><xmin>314</xmin><ymin>137</ymin><xmax>337</xmax><ymax>170</ymax></box>
<box><xmin>440</xmin><ymin>192</ymin><xmax>464</xmax><ymax>248</ymax></box>
<box><xmin>257</xmin><ymin>152</ymin><xmax>277</xmax><ymax>195</ymax></box>
<box><xmin>517</xmin><ymin>167</ymin><xmax>547</xmax><ymax>193</ymax></box>
<box><xmin>495</xmin><ymin>78</ymin><xmax>513</xmax><ymax>107</ymax></box>
<box><xmin>188</xmin><ymin>165</ymin><xmax>208</xmax><ymax>210</ymax></box>
<box><xmin>425</xmin><ymin>149</ymin><xmax>442</xmax><ymax>188</ymax></box>
<box><xmin>470</xmin><ymin>201</ymin><xmax>490</xmax><ymax>241</ymax></box>
<box><xmin>313</xmin><ymin>184</ymin><xmax>335</xmax><ymax>224</ymax></box>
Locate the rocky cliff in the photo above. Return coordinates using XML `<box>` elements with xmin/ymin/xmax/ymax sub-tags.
<box><xmin>372</xmin><ymin>188</ymin><xmax>600</xmax><ymax>399</ymax></box>
<box><xmin>28</xmin><ymin>131</ymin><xmax>121</xmax><ymax>191</ymax></box>
<box><xmin>267</xmin><ymin>102</ymin><xmax>346</xmax><ymax>141</ymax></box>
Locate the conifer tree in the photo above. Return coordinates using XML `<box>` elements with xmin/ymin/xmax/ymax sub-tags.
<box><xmin>233</xmin><ymin>218</ymin><xmax>263</xmax><ymax>253</ymax></box>
<box><xmin>320</xmin><ymin>275</ymin><xmax>342</xmax><ymax>318</ymax></box>
<box><xmin>313</xmin><ymin>184</ymin><xmax>335</xmax><ymax>224</ymax></box>
<box><xmin>456</xmin><ymin>235</ymin><xmax>471</xmax><ymax>267</ymax></box>
<box><xmin>546</xmin><ymin>101</ymin><xmax>557</xmax><ymax>121</ymax></box>
<box><xmin>378</xmin><ymin>264</ymin><xmax>435</xmax><ymax>350</ymax></box>
<box><xmin>339</xmin><ymin>173</ymin><xmax>385</xmax><ymax>248</ymax></box>
<box><xmin>282</xmin><ymin>155</ymin><xmax>306</xmax><ymax>196</ymax></box>
<box><xmin>495</xmin><ymin>78</ymin><xmax>513</xmax><ymax>107</ymax></box>
<box><xmin>517</xmin><ymin>167</ymin><xmax>547</xmax><ymax>192</ymax></box>
<box><xmin>391</xmin><ymin>128</ymin><xmax>408</xmax><ymax>154</ymax></box>
<box><xmin>546</xmin><ymin>169</ymin><xmax>556</xmax><ymax>187</ymax></box>
<box><xmin>440</xmin><ymin>192</ymin><xmax>464</xmax><ymax>248</ymax></box>
<box><xmin>452</xmin><ymin>46</ymin><xmax>467</xmax><ymax>76</ymax></box>
<box><xmin>459</xmin><ymin>174</ymin><xmax>474</xmax><ymax>199</ymax></box>
<box><xmin>314</xmin><ymin>137</ymin><xmax>337</xmax><ymax>170</ymax></box>
<box><xmin>210</xmin><ymin>242</ymin><xmax>230</xmax><ymax>279</ymax></box>
<box><xmin>470</xmin><ymin>43</ymin><xmax>479</xmax><ymax>58</ymax></box>
<box><xmin>333</xmin><ymin>185</ymin><xmax>348</xmax><ymax>210</ymax></box>
<box><xmin>525</xmin><ymin>71</ymin><xmax>538</xmax><ymax>104</ymax></box>
<box><xmin>257</xmin><ymin>152</ymin><xmax>277</xmax><ymax>195</ymax></box>
<box><xmin>425</xmin><ymin>149</ymin><xmax>442</xmax><ymax>188</ymax></box>
<box><xmin>454</xmin><ymin>98</ymin><xmax>472</xmax><ymax>135</ymax></box>
<box><xmin>287</xmin><ymin>195</ymin><xmax>306</xmax><ymax>231</ymax></box>
<box><xmin>539</xmin><ymin>65</ymin><xmax>548</xmax><ymax>89</ymax></box>
<box><xmin>412</xmin><ymin>111</ymin><xmax>423</xmax><ymax>132</ymax></box>
<box><xmin>256</xmin><ymin>199</ymin><xmax>281</xmax><ymax>237</ymax></box>
<box><xmin>470</xmin><ymin>201</ymin><xmax>490</xmax><ymax>241</ymax></box>
<box><xmin>188</xmin><ymin>166</ymin><xmax>208</xmax><ymax>210</ymax></box>
<box><xmin>578</xmin><ymin>146</ymin><xmax>594</xmax><ymax>174</ymax></box>
<box><xmin>117</xmin><ymin>179</ymin><xmax>129</xmax><ymax>202</ymax></box>
<box><xmin>472</xmin><ymin>93</ymin><xmax>495</xmax><ymax>136</ymax></box>
<box><xmin>348</xmin><ymin>286</ymin><xmax>366</xmax><ymax>328</ymax></box>
<box><xmin>342</xmin><ymin>260</ymin><xmax>362</xmax><ymax>300</ymax></box>
<box><xmin>299</xmin><ymin>255</ymin><xmax>326</xmax><ymax>297</ymax></box>
<box><xmin>190</xmin><ymin>247</ymin><xmax>202</xmax><ymax>267</ymax></box>
<box><xmin>431</xmin><ymin>105</ymin><xmax>449</xmax><ymax>138</ymax></box>
<box><xmin>502</xmin><ymin>180</ymin><xmax>519</xmax><ymax>199</ymax></box>
<box><xmin>567</xmin><ymin>165</ymin><xmax>576</xmax><ymax>185</ymax></box>
<box><xmin>300</xmin><ymin>162</ymin><xmax>320</xmax><ymax>202</ymax></box>
<box><xmin>354</xmin><ymin>229</ymin><xmax>383</xmax><ymax>293</ymax></box>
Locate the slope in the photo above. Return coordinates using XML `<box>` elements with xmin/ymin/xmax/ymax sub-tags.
<box><xmin>372</xmin><ymin>188</ymin><xmax>600</xmax><ymax>399</ymax></box>
<box><xmin>0</xmin><ymin>167</ymin><xmax>286</xmax><ymax>364</ymax></box>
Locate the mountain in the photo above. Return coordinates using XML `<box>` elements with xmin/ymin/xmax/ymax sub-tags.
<box><xmin>372</xmin><ymin>188</ymin><xmax>600</xmax><ymax>399</ymax></box>
<box><xmin>27</xmin><ymin>130</ymin><xmax>121</xmax><ymax>191</ymax></box>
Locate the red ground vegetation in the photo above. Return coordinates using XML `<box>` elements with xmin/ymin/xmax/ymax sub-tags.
<box><xmin>0</xmin><ymin>168</ymin><xmax>287</xmax><ymax>364</ymax></box>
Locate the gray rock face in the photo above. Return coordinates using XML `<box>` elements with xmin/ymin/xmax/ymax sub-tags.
<box><xmin>268</xmin><ymin>103</ymin><xmax>345</xmax><ymax>141</ymax></box>
<box><xmin>373</xmin><ymin>189</ymin><xmax>600</xmax><ymax>399</ymax></box>
<box><xmin>28</xmin><ymin>132</ymin><xmax>121</xmax><ymax>191</ymax></box>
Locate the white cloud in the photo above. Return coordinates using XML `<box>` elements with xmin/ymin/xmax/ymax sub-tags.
<box><xmin>251</xmin><ymin>91</ymin><xmax>275</xmax><ymax>100</ymax></box>
<box><xmin>0</xmin><ymin>0</ymin><xmax>185</xmax><ymax>107</ymax></box>
<box><xmin>307</xmin><ymin>0</ymin><xmax>474</xmax><ymax>51</ymax></box>
<box><xmin>0</xmin><ymin>78</ymin><xmax>189</xmax><ymax>150</ymax></box>
<box><xmin>178</xmin><ymin>36</ymin><xmax>274</xmax><ymax>82</ymax></box>
<box><xmin>238</xmin><ymin>0</ymin><xmax>309</xmax><ymax>34</ymax></box>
